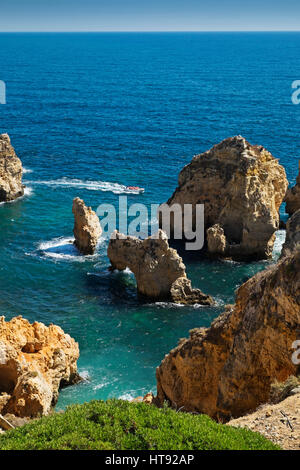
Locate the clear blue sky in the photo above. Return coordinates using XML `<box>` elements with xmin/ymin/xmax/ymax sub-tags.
<box><xmin>0</xmin><ymin>0</ymin><xmax>299</xmax><ymax>32</ymax></box>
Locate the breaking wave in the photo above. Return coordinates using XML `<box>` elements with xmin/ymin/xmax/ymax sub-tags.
<box><xmin>0</xmin><ymin>186</ymin><xmax>33</xmax><ymax>206</ymax></box>
<box><xmin>36</xmin><ymin>235</ymin><xmax>104</xmax><ymax>261</ymax></box>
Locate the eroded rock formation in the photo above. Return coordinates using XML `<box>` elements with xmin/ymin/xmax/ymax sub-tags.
<box><xmin>164</xmin><ymin>136</ymin><xmax>288</xmax><ymax>260</ymax></box>
<box><xmin>156</xmin><ymin>251</ymin><xmax>300</xmax><ymax>421</ymax></box>
<box><xmin>0</xmin><ymin>316</ymin><xmax>80</xmax><ymax>418</ymax></box>
<box><xmin>285</xmin><ymin>160</ymin><xmax>300</xmax><ymax>216</ymax></box>
<box><xmin>107</xmin><ymin>229</ymin><xmax>212</xmax><ymax>305</ymax></box>
<box><xmin>72</xmin><ymin>197</ymin><xmax>102</xmax><ymax>255</ymax></box>
<box><xmin>281</xmin><ymin>209</ymin><xmax>300</xmax><ymax>258</ymax></box>
<box><xmin>0</xmin><ymin>134</ymin><xmax>24</xmax><ymax>202</ymax></box>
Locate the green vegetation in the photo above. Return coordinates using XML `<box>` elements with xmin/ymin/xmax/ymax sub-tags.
<box><xmin>0</xmin><ymin>399</ymin><xmax>280</xmax><ymax>450</ymax></box>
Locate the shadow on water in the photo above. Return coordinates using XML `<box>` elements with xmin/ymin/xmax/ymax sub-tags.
<box><xmin>85</xmin><ymin>269</ymin><xmax>139</xmax><ymax>306</ymax></box>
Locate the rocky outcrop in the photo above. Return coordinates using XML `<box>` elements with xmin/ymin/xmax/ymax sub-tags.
<box><xmin>0</xmin><ymin>316</ymin><xmax>80</xmax><ymax>418</ymax></box>
<box><xmin>0</xmin><ymin>134</ymin><xmax>24</xmax><ymax>202</ymax></box>
<box><xmin>72</xmin><ymin>197</ymin><xmax>102</xmax><ymax>255</ymax></box>
<box><xmin>156</xmin><ymin>251</ymin><xmax>300</xmax><ymax>421</ymax></box>
<box><xmin>107</xmin><ymin>229</ymin><xmax>212</xmax><ymax>305</ymax></box>
<box><xmin>285</xmin><ymin>160</ymin><xmax>300</xmax><ymax>216</ymax></box>
<box><xmin>228</xmin><ymin>393</ymin><xmax>300</xmax><ymax>450</ymax></box>
<box><xmin>164</xmin><ymin>136</ymin><xmax>288</xmax><ymax>260</ymax></box>
<box><xmin>207</xmin><ymin>224</ymin><xmax>227</xmax><ymax>255</ymax></box>
<box><xmin>281</xmin><ymin>209</ymin><xmax>300</xmax><ymax>258</ymax></box>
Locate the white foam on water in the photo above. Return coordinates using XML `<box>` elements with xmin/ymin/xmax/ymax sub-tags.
<box><xmin>37</xmin><ymin>236</ymin><xmax>84</xmax><ymax>261</ymax></box>
<box><xmin>23</xmin><ymin>177</ymin><xmax>143</xmax><ymax>195</ymax></box>
<box><xmin>0</xmin><ymin>186</ymin><xmax>33</xmax><ymax>206</ymax></box>
<box><xmin>93</xmin><ymin>381</ymin><xmax>111</xmax><ymax>391</ymax></box>
<box><xmin>273</xmin><ymin>229</ymin><xmax>286</xmax><ymax>260</ymax></box>
<box><xmin>38</xmin><ymin>236</ymin><xmax>75</xmax><ymax>251</ymax></box>
<box><xmin>37</xmin><ymin>236</ymin><xmax>104</xmax><ymax>262</ymax></box>
<box><xmin>123</xmin><ymin>267</ymin><xmax>133</xmax><ymax>275</ymax></box>
<box><xmin>118</xmin><ymin>393</ymin><xmax>136</xmax><ymax>401</ymax></box>
<box><xmin>118</xmin><ymin>387</ymin><xmax>152</xmax><ymax>402</ymax></box>
<box><xmin>149</xmin><ymin>302</ymin><xmax>185</xmax><ymax>308</ymax></box>
<box><xmin>147</xmin><ymin>299</ymin><xmax>214</xmax><ymax>309</ymax></box>
<box><xmin>79</xmin><ymin>370</ymin><xmax>91</xmax><ymax>382</ymax></box>
<box><xmin>213</xmin><ymin>297</ymin><xmax>226</xmax><ymax>308</ymax></box>
<box><xmin>24</xmin><ymin>186</ymin><xmax>33</xmax><ymax>197</ymax></box>
<box><xmin>23</xmin><ymin>168</ymin><xmax>33</xmax><ymax>174</ymax></box>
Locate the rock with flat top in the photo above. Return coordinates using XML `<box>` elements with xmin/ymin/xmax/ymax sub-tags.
<box><xmin>164</xmin><ymin>136</ymin><xmax>288</xmax><ymax>260</ymax></box>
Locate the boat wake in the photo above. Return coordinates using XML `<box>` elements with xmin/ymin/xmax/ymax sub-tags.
<box><xmin>23</xmin><ymin>177</ymin><xmax>143</xmax><ymax>194</ymax></box>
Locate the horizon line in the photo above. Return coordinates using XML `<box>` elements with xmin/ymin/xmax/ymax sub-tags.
<box><xmin>1</xmin><ymin>30</ymin><xmax>300</xmax><ymax>33</ymax></box>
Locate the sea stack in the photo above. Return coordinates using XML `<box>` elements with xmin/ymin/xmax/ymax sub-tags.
<box><xmin>163</xmin><ymin>136</ymin><xmax>288</xmax><ymax>260</ymax></box>
<box><xmin>285</xmin><ymin>160</ymin><xmax>300</xmax><ymax>216</ymax></box>
<box><xmin>0</xmin><ymin>316</ymin><xmax>80</xmax><ymax>418</ymax></box>
<box><xmin>72</xmin><ymin>197</ymin><xmax>102</xmax><ymax>255</ymax></box>
<box><xmin>107</xmin><ymin>229</ymin><xmax>213</xmax><ymax>305</ymax></box>
<box><xmin>156</xmin><ymin>250</ymin><xmax>300</xmax><ymax>421</ymax></box>
<box><xmin>0</xmin><ymin>134</ymin><xmax>24</xmax><ymax>202</ymax></box>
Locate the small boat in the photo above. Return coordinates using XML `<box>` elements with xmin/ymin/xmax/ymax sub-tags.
<box><xmin>126</xmin><ymin>186</ymin><xmax>145</xmax><ymax>193</ymax></box>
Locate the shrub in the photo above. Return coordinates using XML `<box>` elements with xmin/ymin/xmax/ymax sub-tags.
<box><xmin>0</xmin><ymin>399</ymin><xmax>280</xmax><ymax>450</ymax></box>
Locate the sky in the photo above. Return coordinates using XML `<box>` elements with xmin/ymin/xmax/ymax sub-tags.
<box><xmin>0</xmin><ymin>0</ymin><xmax>299</xmax><ymax>32</ymax></box>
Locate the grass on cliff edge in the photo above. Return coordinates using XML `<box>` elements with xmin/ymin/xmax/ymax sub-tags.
<box><xmin>0</xmin><ymin>399</ymin><xmax>280</xmax><ymax>450</ymax></box>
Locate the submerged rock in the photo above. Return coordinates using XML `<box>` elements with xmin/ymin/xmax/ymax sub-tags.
<box><xmin>170</xmin><ymin>277</ymin><xmax>212</xmax><ymax>305</ymax></box>
<box><xmin>281</xmin><ymin>209</ymin><xmax>300</xmax><ymax>258</ymax></box>
<box><xmin>72</xmin><ymin>197</ymin><xmax>102</xmax><ymax>255</ymax></box>
<box><xmin>156</xmin><ymin>251</ymin><xmax>300</xmax><ymax>421</ymax></box>
<box><xmin>0</xmin><ymin>134</ymin><xmax>24</xmax><ymax>202</ymax></box>
<box><xmin>164</xmin><ymin>136</ymin><xmax>288</xmax><ymax>260</ymax></box>
<box><xmin>107</xmin><ymin>229</ymin><xmax>212</xmax><ymax>305</ymax></box>
<box><xmin>0</xmin><ymin>316</ymin><xmax>80</xmax><ymax>418</ymax></box>
<box><xmin>285</xmin><ymin>160</ymin><xmax>300</xmax><ymax>216</ymax></box>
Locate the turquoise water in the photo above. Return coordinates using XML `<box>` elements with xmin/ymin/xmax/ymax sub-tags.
<box><xmin>0</xmin><ymin>33</ymin><xmax>299</xmax><ymax>407</ymax></box>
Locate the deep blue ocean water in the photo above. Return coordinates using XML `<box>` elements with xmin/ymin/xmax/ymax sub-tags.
<box><xmin>0</xmin><ymin>33</ymin><xmax>299</xmax><ymax>407</ymax></box>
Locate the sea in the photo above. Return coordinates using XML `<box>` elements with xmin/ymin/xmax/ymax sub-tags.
<box><xmin>0</xmin><ymin>32</ymin><xmax>299</xmax><ymax>408</ymax></box>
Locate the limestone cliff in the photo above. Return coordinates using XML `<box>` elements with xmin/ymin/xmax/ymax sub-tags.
<box><xmin>156</xmin><ymin>251</ymin><xmax>300</xmax><ymax>421</ymax></box>
<box><xmin>285</xmin><ymin>160</ymin><xmax>300</xmax><ymax>216</ymax></box>
<box><xmin>107</xmin><ymin>229</ymin><xmax>212</xmax><ymax>305</ymax></box>
<box><xmin>0</xmin><ymin>134</ymin><xmax>24</xmax><ymax>202</ymax></box>
<box><xmin>281</xmin><ymin>209</ymin><xmax>300</xmax><ymax>258</ymax></box>
<box><xmin>0</xmin><ymin>316</ymin><xmax>80</xmax><ymax>418</ymax></box>
<box><xmin>164</xmin><ymin>136</ymin><xmax>288</xmax><ymax>260</ymax></box>
<box><xmin>72</xmin><ymin>197</ymin><xmax>102</xmax><ymax>255</ymax></box>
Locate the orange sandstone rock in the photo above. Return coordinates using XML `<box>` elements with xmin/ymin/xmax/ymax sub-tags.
<box><xmin>0</xmin><ymin>134</ymin><xmax>24</xmax><ymax>202</ymax></box>
<box><xmin>156</xmin><ymin>251</ymin><xmax>300</xmax><ymax>421</ymax></box>
<box><xmin>0</xmin><ymin>316</ymin><xmax>80</xmax><ymax>418</ymax></box>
